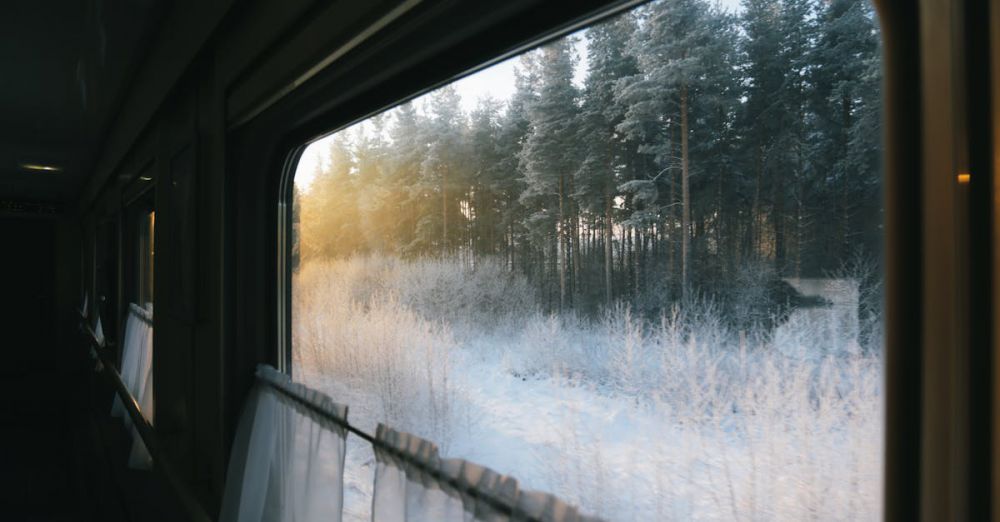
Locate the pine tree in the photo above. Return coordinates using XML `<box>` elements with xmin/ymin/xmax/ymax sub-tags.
<box><xmin>468</xmin><ymin>97</ymin><xmax>505</xmax><ymax>258</ymax></box>
<box><xmin>354</xmin><ymin>114</ymin><xmax>390</xmax><ymax>252</ymax></box>
<box><xmin>741</xmin><ymin>0</ymin><xmax>784</xmax><ymax>267</ymax></box>
<box><xmin>495</xmin><ymin>54</ymin><xmax>538</xmax><ymax>273</ymax></box>
<box><xmin>295</xmin><ymin>0</ymin><xmax>884</xmax><ymax>321</ymax></box>
<box><xmin>300</xmin><ymin>134</ymin><xmax>360</xmax><ymax>259</ymax></box>
<box><xmin>415</xmin><ymin>86</ymin><xmax>467</xmax><ymax>257</ymax></box>
<box><xmin>686</xmin><ymin>7</ymin><xmax>741</xmax><ymax>289</ymax></box>
<box><xmin>519</xmin><ymin>39</ymin><xmax>580</xmax><ymax>310</ymax></box>
<box><xmin>617</xmin><ymin>0</ymin><xmax>718</xmax><ymax>300</ymax></box>
<box><xmin>577</xmin><ymin>14</ymin><xmax>639</xmax><ymax>306</ymax></box>
<box><xmin>780</xmin><ymin>0</ymin><xmax>817</xmax><ymax>278</ymax></box>
<box><xmin>387</xmin><ymin>101</ymin><xmax>428</xmax><ymax>254</ymax></box>
<box><xmin>811</xmin><ymin>0</ymin><xmax>881</xmax><ymax>269</ymax></box>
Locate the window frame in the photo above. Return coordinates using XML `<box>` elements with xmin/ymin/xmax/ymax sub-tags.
<box><xmin>124</xmin><ymin>187</ymin><xmax>155</xmax><ymax>317</ymax></box>
<box><xmin>223</xmin><ymin>0</ymin><xmax>926</xmax><ymax>517</ymax></box>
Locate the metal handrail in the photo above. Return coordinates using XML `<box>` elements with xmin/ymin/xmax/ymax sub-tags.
<box><xmin>81</xmin><ymin>321</ymin><xmax>213</xmax><ymax>522</ymax></box>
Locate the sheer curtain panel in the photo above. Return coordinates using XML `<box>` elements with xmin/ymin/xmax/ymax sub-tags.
<box><xmin>220</xmin><ymin>365</ymin><xmax>349</xmax><ymax>522</ymax></box>
<box><xmin>372</xmin><ymin>425</ymin><xmax>602</xmax><ymax>522</ymax></box>
<box><xmin>109</xmin><ymin>303</ymin><xmax>154</xmax><ymax>468</ymax></box>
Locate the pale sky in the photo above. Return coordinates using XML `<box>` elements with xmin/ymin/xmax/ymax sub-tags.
<box><xmin>295</xmin><ymin>46</ymin><xmax>556</xmax><ymax>191</ymax></box>
<box><xmin>295</xmin><ymin>0</ymin><xmax>743</xmax><ymax>190</ymax></box>
<box><xmin>447</xmin><ymin>0</ymin><xmax>742</xmax><ymax>114</ymax></box>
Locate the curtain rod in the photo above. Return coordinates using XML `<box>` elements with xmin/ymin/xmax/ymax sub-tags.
<box><xmin>128</xmin><ymin>303</ymin><xmax>153</xmax><ymax>326</ymax></box>
<box><xmin>255</xmin><ymin>370</ymin><xmax>551</xmax><ymax>522</ymax></box>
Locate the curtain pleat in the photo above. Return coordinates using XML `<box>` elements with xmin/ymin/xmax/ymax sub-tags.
<box><xmin>220</xmin><ymin>365</ymin><xmax>349</xmax><ymax>522</ymax></box>
<box><xmin>110</xmin><ymin>311</ymin><xmax>137</xmax><ymax>417</ymax></box>
<box><xmin>372</xmin><ymin>425</ymin><xmax>601</xmax><ymax>522</ymax></box>
<box><xmin>218</xmin><ymin>366</ymin><xmax>598</xmax><ymax>521</ymax></box>
<box><xmin>108</xmin><ymin>304</ymin><xmax>155</xmax><ymax>468</ymax></box>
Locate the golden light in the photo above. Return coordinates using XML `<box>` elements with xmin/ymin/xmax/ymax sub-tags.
<box><xmin>957</xmin><ymin>173</ymin><xmax>971</xmax><ymax>184</ymax></box>
<box><xmin>20</xmin><ymin>163</ymin><xmax>62</xmax><ymax>172</ymax></box>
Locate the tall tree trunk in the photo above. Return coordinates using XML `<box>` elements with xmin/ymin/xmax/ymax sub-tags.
<box><xmin>558</xmin><ymin>174</ymin><xmax>567</xmax><ymax>311</ymax></box>
<box><xmin>507</xmin><ymin>224</ymin><xmax>513</xmax><ymax>271</ymax></box>
<box><xmin>624</xmin><ymin>225</ymin><xmax>632</xmax><ymax>297</ymax></box>
<box><xmin>571</xmin><ymin>206</ymin><xmax>581</xmax><ymax>304</ymax></box>
<box><xmin>774</xmin><ymin>161</ymin><xmax>786</xmax><ymax>274</ymax></box>
<box><xmin>442</xmin><ymin>168</ymin><xmax>448</xmax><ymax>256</ymax></box>
<box><xmin>716</xmin><ymin>167</ymin><xmax>723</xmax><ymax>266</ymax></box>
<box><xmin>752</xmin><ymin>145</ymin><xmax>762</xmax><ymax>258</ymax></box>
<box><xmin>794</xmin><ymin>135</ymin><xmax>804</xmax><ymax>279</ymax></box>
<box><xmin>634</xmin><ymin>227</ymin><xmax>641</xmax><ymax>297</ymax></box>
<box><xmin>840</xmin><ymin>94</ymin><xmax>853</xmax><ymax>260</ymax></box>
<box><xmin>680</xmin><ymin>84</ymin><xmax>691</xmax><ymax>301</ymax></box>
<box><xmin>618</xmin><ymin>219</ymin><xmax>625</xmax><ymax>288</ymax></box>
<box><xmin>668</xmin><ymin>123</ymin><xmax>677</xmax><ymax>293</ymax></box>
<box><xmin>604</xmin><ymin>189</ymin><xmax>613</xmax><ymax>306</ymax></box>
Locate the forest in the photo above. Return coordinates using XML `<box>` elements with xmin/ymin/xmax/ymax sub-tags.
<box><xmin>294</xmin><ymin>0</ymin><xmax>881</xmax><ymax>329</ymax></box>
<box><xmin>292</xmin><ymin>1</ymin><xmax>884</xmax><ymax>518</ymax></box>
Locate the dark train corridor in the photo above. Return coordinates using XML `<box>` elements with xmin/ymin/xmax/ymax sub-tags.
<box><xmin>0</xmin><ymin>216</ymin><xmax>182</xmax><ymax>521</ymax></box>
<box><xmin>0</xmin><ymin>217</ymin><xmax>79</xmax><ymax>520</ymax></box>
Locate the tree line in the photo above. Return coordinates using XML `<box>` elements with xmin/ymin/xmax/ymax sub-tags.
<box><xmin>296</xmin><ymin>0</ymin><xmax>882</xmax><ymax>319</ymax></box>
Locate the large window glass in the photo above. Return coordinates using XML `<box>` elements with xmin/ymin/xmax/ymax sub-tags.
<box><xmin>137</xmin><ymin>209</ymin><xmax>155</xmax><ymax>308</ymax></box>
<box><xmin>123</xmin><ymin>189</ymin><xmax>154</xmax><ymax>322</ymax></box>
<box><xmin>292</xmin><ymin>0</ymin><xmax>883</xmax><ymax>519</ymax></box>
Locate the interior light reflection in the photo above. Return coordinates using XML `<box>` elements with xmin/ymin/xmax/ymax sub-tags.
<box><xmin>20</xmin><ymin>163</ymin><xmax>62</xmax><ymax>172</ymax></box>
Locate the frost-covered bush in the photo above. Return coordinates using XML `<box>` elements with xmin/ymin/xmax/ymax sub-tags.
<box><xmin>293</xmin><ymin>260</ymin><xmax>462</xmax><ymax>448</ymax></box>
<box><xmin>532</xmin><ymin>305</ymin><xmax>881</xmax><ymax>520</ymax></box>
<box><xmin>393</xmin><ymin>256</ymin><xmax>539</xmax><ymax>332</ymax></box>
<box><xmin>505</xmin><ymin>312</ymin><xmax>602</xmax><ymax>379</ymax></box>
<box><xmin>293</xmin><ymin>256</ymin><xmax>883</xmax><ymax>521</ymax></box>
<box><xmin>298</xmin><ymin>254</ymin><xmax>538</xmax><ymax>335</ymax></box>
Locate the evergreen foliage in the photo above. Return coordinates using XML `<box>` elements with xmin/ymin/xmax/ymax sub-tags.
<box><xmin>297</xmin><ymin>0</ymin><xmax>882</xmax><ymax>319</ymax></box>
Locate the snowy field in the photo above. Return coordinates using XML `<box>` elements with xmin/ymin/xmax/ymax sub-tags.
<box><xmin>293</xmin><ymin>256</ymin><xmax>883</xmax><ymax>521</ymax></box>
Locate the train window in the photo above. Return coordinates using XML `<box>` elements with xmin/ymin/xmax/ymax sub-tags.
<box><xmin>95</xmin><ymin>219</ymin><xmax>120</xmax><ymax>342</ymax></box>
<box><xmin>137</xmin><ymin>210</ymin><xmax>155</xmax><ymax>308</ymax></box>
<box><xmin>124</xmin><ymin>188</ymin><xmax>155</xmax><ymax>314</ymax></box>
<box><xmin>290</xmin><ymin>0</ymin><xmax>883</xmax><ymax>519</ymax></box>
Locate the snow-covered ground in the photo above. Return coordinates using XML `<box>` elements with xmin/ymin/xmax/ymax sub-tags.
<box><xmin>293</xmin><ymin>256</ymin><xmax>883</xmax><ymax>521</ymax></box>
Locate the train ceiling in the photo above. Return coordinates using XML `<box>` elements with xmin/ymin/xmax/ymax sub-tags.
<box><xmin>0</xmin><ymin>0</ymin><xmax>164</xmax><ymax>203</ymax></box>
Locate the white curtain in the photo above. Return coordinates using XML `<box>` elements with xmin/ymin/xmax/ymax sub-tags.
<box><xmin>111</xmin><ymin>310</ymin><xmax>138</xmax><ymax>417</ymax></box>
<box><xmin>92</xmin><ymin>313</ymin><xmax>105</xmax><ymax>346</ymax></box>
<box><xmin>372</xmin><ymin>425</ymin><xmax>601</xmax><ymax>522</ymax></box>
<box><xmin>110</xmin><ymin>303</ymin><xmax>155</xmax><ymax>469</ymax></box>
<box><xmin>372</xmin><ymin>425</ymin><xmax>465</xmax><ymax>522</ymax></box>
<box><xmin>220</xmin><ymin>365</ymin><xmax>349</xmax><ymax>522</ymax></box>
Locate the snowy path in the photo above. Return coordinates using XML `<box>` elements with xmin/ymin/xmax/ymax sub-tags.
<box><xmin>313</xmin><ymin>352</ymin><xmax>722</xmax><ymax>521</ymax></box>
<box><xmin>306</xmin><ymin>345</ymin><xmax>880</xmax><ymax>521</ymax></box>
